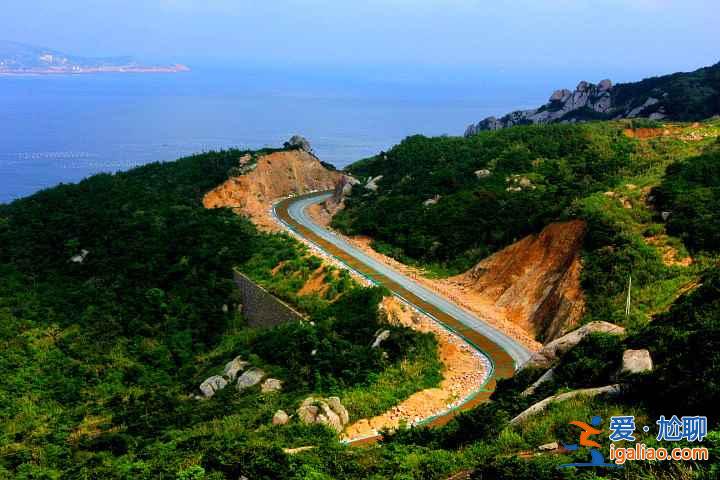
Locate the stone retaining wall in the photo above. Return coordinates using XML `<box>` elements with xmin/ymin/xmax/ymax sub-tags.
<box><xmin>233</xmin><ymin>270</ymin><xmax>304</xmax><ymax>328</ymax></box>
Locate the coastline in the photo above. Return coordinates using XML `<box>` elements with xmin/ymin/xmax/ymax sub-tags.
<box><xmin>0</xmin><ymin>64</ymin><xmax>191</xmax><ymax>76</ymax></box>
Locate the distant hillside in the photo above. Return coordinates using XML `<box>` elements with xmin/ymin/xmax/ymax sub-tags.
<box><xmin>465</xmin><ymin>62</ymin><xmax>720</xmax><ymax>135</ymax></box>
<box><xmin>0</xmin><ymin>40</ymin><xmax>189</xmax><ymax>74</ymax></box>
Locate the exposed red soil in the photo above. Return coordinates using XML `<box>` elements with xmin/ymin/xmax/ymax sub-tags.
<box><xmin>203</xmin><ymin>150</ymin><xmax>341</xmax><ymax>231</ymax></box>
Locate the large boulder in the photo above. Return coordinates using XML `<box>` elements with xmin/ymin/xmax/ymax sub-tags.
<box><xmin>511</xmin><ymin>384</ymin><xmax>622</xmax><ymax>425</ymax></box>
<box><xmin>297</xmin><ymin>396</ymin><xmax>350</xmax><ymax>433</ymax></box>
<box><xmin>523</xmin><ymin>321</ymin><xmax>626</xmax><ymax>369</ymax></box>
<box><xmin>223</xmin><ymin>356</ymin><xmax>249</xmax><ymax>381</ymax></box>
<box><xmin>285</xmin><ymin>135</ymin><xmax>313</xmax><ymax>153</ymax></box>
<box><xmin>237</xmin><ymin>367</ymin><xmax>265</xmax><ymax>391</ymax></box>
<box><xmin>423</xmin><ymin>195</ymin><xmax>441</xmax><ymax>207</ymax></box>
<box><xmin>618</xmin><ymin>349</ymin><xmax>653</xmax><ymax>375</ymax></box>
<box><xmin>521</xmin><ymin>367</ymin><xmax>556</xmax><ymax>397</ymax></box>
<box><xmin>598</xmin><ymin>79</ymin><xmax>613</xmax><ymax>91</ymax></box>
<box><xmin>199</xmin><ymin>375</ymin><xmax>228</xmax><ymax>398</ymax></box>
<box><xmin>365</xmin><ymin>175</ymin><xmax>383</xmax><ymax>192</ymax></box>
<box><xmin>70</xmin><ymin>249</ymin><xmax>90</xmax><ymax>264</ymax></box>
<box><xmin>261</xmin><ymin>378</ymin><xmax>283</xmax><ymax>393</ymax></box>
<box><xmin>326</xmin><ymin>397</ymin><xmax>350</xmax><ymax>426</ymax></box>
<box><xmin>371</xmin><ymin>329</ymin><xmax>391</xmax><ymax>349</ymax></box>
<box><xmin>272</xmin><ymin>410</ymin><xmax>290</xmax><ymax>426</ymax></box>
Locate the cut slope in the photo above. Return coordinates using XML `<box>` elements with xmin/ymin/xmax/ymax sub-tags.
<box><xmin>203</xmin><ymin>149</ymin><xmax>341</xmax><ymax>231</ymax></box>
<box><xmin>454</xmin><ymin>220</ymin><xmax>586</xmax><ymax>342</ymax></box>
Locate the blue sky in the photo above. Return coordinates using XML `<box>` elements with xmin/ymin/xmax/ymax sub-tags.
<box><xmin>4</xmin><ymin>1</ymin><xmax>719</xmax><ymax>80</ymax></box>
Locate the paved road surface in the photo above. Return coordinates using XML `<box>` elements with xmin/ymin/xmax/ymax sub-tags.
<box><xmin>276</xmin><ymin>192</ymin><xmax>533</xmax><ymax>367</ymax></box>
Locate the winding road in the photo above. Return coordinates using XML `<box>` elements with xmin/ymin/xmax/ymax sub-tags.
<box><xmin>273</xmin><ymin>191</ymin><xmax>533</xmax><ymax>435</ymax></box>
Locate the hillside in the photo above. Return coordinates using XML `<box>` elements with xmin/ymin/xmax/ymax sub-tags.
<box><xmin>313</xmin><ymin>119</ymin><xmax>720</xmax><ymax>478</ymax></box>
<box><xmin>465</xmin><ymin>62</ymin><xmax>720</xmax><ymax>135</ymax></box>
<box><xmin>0</xmin><ymin>145</ymin><xmax>445</xmax><ymax>478</ymax></box>
<box><xmin>203</xmin><ymin>143</ymin><xmax>342</xmax><ymax>231</ymax></box>
<box><xmin>334</xmin><ymin>120</ymin><xmax>720</xmax><ymax>340</ymax></box>
<box><xmin>1</xmin><ymin>127</ymin><xmax>720</xmax><ymax>478</ymax></box>
<box><xmin>0</xmin><ymin>40</ymin><xmax>189</xmax><ymax>74</ymax></box>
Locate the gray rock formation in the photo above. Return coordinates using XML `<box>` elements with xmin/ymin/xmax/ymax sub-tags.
<box><xmin>619</xmin><ymin>349</ymin><xmax>653</xmax><ymax>375</ymax></box>
<box><xmin>272</xmin><ymin>410</ymin><xmax>290</xmax><ymax>425</ymax></box>
<box><xmin>365</xmin><ymin>175</ymin><xmax>383</xmax><ymax>192</ymax></box>
<box><xmin>463</xmin><ymin>76</ymin><xmax>670</xmax><ymax>135</ymax></box>
<box><xmin>323</xmin><ymin>175</ymin><xmax>360</xmax><ymax>215</ymax></box>
<box><xmin>371</xmin><ymin>329</ymin><xmax>391</xmax><ymax>348</ymax></box>
<box><xmin>521</xmin><ymin>367</ymin><xmax>556</xmax><ymax>397</ymax></box>
<box><xmin>523</xmin><ymin>321</ymin><xmax>626</xmax><ymax>369</ymax></box>
<box><xmin>199</xmin><ymin>375</ymin><xmax>228</xmax><ymax>398</ymax></box>
<box><xmin>285</xmin><ymin>135</ymin><xmax>313</xmax><ymax>153</ymax></box>
<box><xmin>423</xmin><ymin>195</ymin><xmax>441</xmax><ymax>207</ymax></box>
<box><xmin>236</xmin><ymin>367</ymin><xmax>265</xmax><ymax>391</ymax></box>
<box><xmin>70</xmin><ymin>249</ymin><xmax>90</xmax><ymax>264</ymax></box>
<box><xmin>511</xmin><ymin>384</ymin><xmax>622</xmax><ymax>425</ymax></box>
<box><xmin>326</xmin><ymin>397</ymin><xmax>350</xmax><ymax>425</ymax></box>
<box><xmin>538</xmin><ymin>441</ymin><xmax>559</xmax><ymax>451</ymax></box>
<box><xmin>261</xmin><ymin>378</ymin><xmax>283</xmax><ymax>393</ymax></box>
<box><xmin>223</xmin><ymin>356</ymin><xmax>249</xmax><ymax>381</ymax></box>
<box><xmin>297</xmin><ymin>396</ymin><xmax>350</xmax><ymax>432</ymax></box>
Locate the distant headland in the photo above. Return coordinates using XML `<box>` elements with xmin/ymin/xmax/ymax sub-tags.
<box><xmin>0</xmin><ymin>40</ymin><xmax>190</xmax><ymax>75</ymax></box>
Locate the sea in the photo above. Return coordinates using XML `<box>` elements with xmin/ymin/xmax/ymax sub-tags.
<box><xmin>0</xmin><ymin>65</ymin><xmax>553</xmax><ymax>203</ymax></box>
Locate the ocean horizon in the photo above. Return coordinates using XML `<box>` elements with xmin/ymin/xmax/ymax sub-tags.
<box><xmin>1</xmin><ymin>65</ymin><xmax>557</xmax><ymax>203</ymax></box>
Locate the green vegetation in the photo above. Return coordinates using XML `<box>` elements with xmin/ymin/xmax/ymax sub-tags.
<box><xmin>0</xmin><ymin>149</ymin><xmax>441</xmax><ymax>478</ymax></box>
<box><xmin>2</xmin><ymin>117</ymin><xmax>720</xmax><ymax>478</ymax></box>
<box><xmin>336</xmin><ymin>120</ymin><xmax>720</xmax><ymax>329</ymax></box>
<box><xmin>611</xmin><ymin>62</ymin><xmax>720</xmax><ymax>122</ymax></box>
<box><xmin>381</xmin><ymin>266</ymin><xmax>720</xmax><ymax>478</ymax></box>
<box><xmin>653</xmin><ymin>144</ymin><xmax>720</xmax><ymax>252</ymax></box>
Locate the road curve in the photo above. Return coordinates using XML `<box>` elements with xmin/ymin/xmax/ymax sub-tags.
<box><xmin>273</xmin><ymin>191</ymin><xmax>533</xmax><ymax>434</ymax></box>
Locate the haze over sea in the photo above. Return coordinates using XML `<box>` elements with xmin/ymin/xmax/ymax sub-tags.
<box><xmin>0</xmin><ymin>65</ymin><xmax>631</xmax><ymax>203</ymax></box>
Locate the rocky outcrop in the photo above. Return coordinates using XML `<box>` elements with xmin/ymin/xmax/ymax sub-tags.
<box><xmin>323</xmin><ymin>174</ymin><xmax>360</xmax><ymax>216</ymax></box>
<box><xmin>618</xmin><ymin>349</ymin><xmax>653</xmax><ymax>375</ymax></box>
<box><xmin>538</xmin><ymin>441</ymin><xmax>560</xmax><ymax>451</ymax></box>
<box><xmin>511</xmin><ymin>384</ymin><xmax>623</xmax><ymax>425</ymax></box>
<box><xmin>203</xmin><ymin>143</ymin><xmax>342</xmax><ymax>231</ymax></box>
<box><xmin>365</xmin><ymin>175</ymin><xmax>383</xmax><ymax>192</ymax></box>
<box><xmin>272</xmin><ymin>410</ymin><xmax>290</xmax><ymax>425</ymax></box>
<box><xmin>521</xmin><ymin>367</ymin><xmax>555</xmax><ymax>397</ymax></box>
<box><xmin>297</xmin><ymin>396</ymin><xmax>350</xmax><ymax>433</ymax></box>
<box><xmin>371</xmin><ymin>329</ymin><xmax>391</xmax><ymax>349</ymax></box>
<box><xmin>423</xmin><ymin>194</ymin><xmax>441</xmax><ymax>207</ymax></box>
<box><xmin>455</xmin><ymin>220</ymin><xmax>587</xmax><ymax>343</ymax></box>
<box><xmin>199</xmin><ymin>375</ymin><xmax>228</xmax><ymax>398</ymax></box>
<box><xmin>70</xmin><ymin>249</ymin><xmax>89</xmax><ymax>264</ymax></box>
<box><xmin>465</xmin><ymin>78</ymin><xmax>671</xmax><ymax>135</ymax></box>
<box><xmin>223</xmin><ymin>356</ymin><xmax>249</xmax><ymax>381</ymax></box>
<box><xmin>465</xmin><ymin>80</ymin><xmax>617</xmax><ymax>135</ymax></box>
<box><xmin>464</xmin><ymin>62</ymin><xmax>720</xmax><ymax>134</ymax></box>
<box><xmin>237</xmin><ymin>368</ymin><xmax>266</xmax><ymax>391</ymax></box>
<box><xmin>523</xmin><ymin>321</ymin><xmax>626</xmax><ymax>369</ymax></box>
<box><xmin>196</xmin><ymin>356</ymin><xmax>278</xmax><ymax>399</ymax></box>
<box><xmin>261</xmin><ymin>378</ymin><xmax>283</xmax><ymax>393</ymax></box>
<box><xmin>284</xmin><ymin>135</ymin><xmax>313</xmax><ymax>153</ymax></box>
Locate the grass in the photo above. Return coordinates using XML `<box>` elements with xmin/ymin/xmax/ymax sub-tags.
<box><xmin>341</xmin><ymin>349</ymin><xmax>443</xmax><ymax>421</ymax></box>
